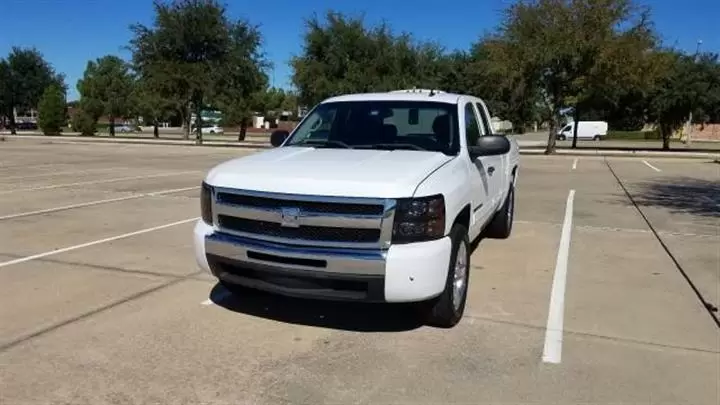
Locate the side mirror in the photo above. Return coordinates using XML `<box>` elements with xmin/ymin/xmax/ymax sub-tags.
<box><xmin>468</xmin><ymin>135</ymin><xmax>511</xmax><ymax>158</ymax></box>
<box><xmin>270</xmin><ymin>130</ymin><xmax>290</xmax><ymax>147</ymax></box>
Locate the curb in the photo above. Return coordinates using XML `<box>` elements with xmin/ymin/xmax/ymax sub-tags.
<box><xmin>5</xmin><ymin>134</ymin><xmax>270</xmax><ymax>149</ymax></box>
<box><xmin>520</xmin><ymin>148</ymin><xmax>720</xmax><ymax>159</ymax></box>
<box><xmin>5</xmin><ymin>134</ymin><xmax>719</xmax><ymax>159</ymax></box>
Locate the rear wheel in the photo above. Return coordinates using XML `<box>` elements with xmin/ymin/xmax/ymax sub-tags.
<box><xmin>485</xmin><ymin>182</ymin><xmax>515</xmax><ymax>239</ymax></box>
<box><xmin>593</xmin><ymin>135</ymin><xmax>601</xmax><ymax>141</ymax></box>
<box><xmin>418</xmin><ymin>224</ymin><xmax>471</xmax><ymax>328</ymax></box>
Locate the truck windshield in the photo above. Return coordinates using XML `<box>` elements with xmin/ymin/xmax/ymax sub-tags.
<box><xmin>284</xmin><ymin>100</ymin><xmax>460</xmax><ymax>155</ymax></box>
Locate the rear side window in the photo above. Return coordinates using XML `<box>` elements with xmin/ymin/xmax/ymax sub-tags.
<box><xmin>474</xmin><ymin>102</ymin><xmax>492</xmax><ymax>135</ymax></box>
<box><xmin>464</xmin><ymin>103</ymin><xmax>481</xmax><ymax>147</ymax></box>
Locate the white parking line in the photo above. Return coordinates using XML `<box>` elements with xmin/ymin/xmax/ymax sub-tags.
<box><xmin>642</xmin><ymin>160</ymin><xmax>661</xmax><ymax>172</ymax></box>
<box><xmin>572</xmin><ymin>158</ymin><xmax>578</xmax><ymax>170</ymax></box>
<box><xmin>0</xmin><ymin>167</ymin><xmax>121</xmax><ymax>182</ymax></box>
<box><xmin>0</xmin><ymin>186</ymin><xmax>199</xmax><ymax>220</ymax></box>
<box><xmin>0</xmin><ymin>217</ymin><xmax>199</xmax><ymax>269</ymax></box>
<box><xmin>542</xmin><ymin>189</ymin><xmax>575</xmax><ymax>364</ymax></box>
<box><xmin>0</xmin><ymin>171</ymin><xmax>199</xmax><ymax>195</ymax></box>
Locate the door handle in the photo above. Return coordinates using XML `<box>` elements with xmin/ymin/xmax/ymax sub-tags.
<box><xmin>487</xmin><ymin>166</ymin><xmax>495</xmax><ymax>175</ymax></box>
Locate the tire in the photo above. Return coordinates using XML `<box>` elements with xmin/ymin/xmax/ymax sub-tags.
<box><xmin>484</xmin><ymin>182</ymin><xmax>515</xmax><ymax>239</ymax></box>
<box><xmin>418</xmin><ymin>224</ymin><xmax>471</xmax><ymax>328</ymax></box>
<box><xmin>557</xmin><ymin>135</ymin><xmax>566</xmax><ymax>141</ymax></box>
<box><xmin>593</xmin><ymin>135</ymin><xmax>601</xmax><ymax>141</ymax></box>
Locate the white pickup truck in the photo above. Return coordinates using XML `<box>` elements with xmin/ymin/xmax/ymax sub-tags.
<box><xmin>194</xmin><ymin>89</ymin><xmax>520</xmax><ymax>327</ymax></box>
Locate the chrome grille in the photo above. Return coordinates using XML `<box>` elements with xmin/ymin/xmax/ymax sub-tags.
<box><xmin>211</xmin><ymin>188</ymin><xmax>396</xmax><ymax>249</ymax></box>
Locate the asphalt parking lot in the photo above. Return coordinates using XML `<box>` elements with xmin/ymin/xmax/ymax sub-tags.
<box><xmin>1</xmin><ymin>139</ymin><xmax>718</xmax><ymax>404</ymax></box>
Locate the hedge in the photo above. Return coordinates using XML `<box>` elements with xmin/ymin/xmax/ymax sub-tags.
<box><xmin>606</xmin><ymin>130</ymin><xmax>661</xmax><ymax>140</ymax></box>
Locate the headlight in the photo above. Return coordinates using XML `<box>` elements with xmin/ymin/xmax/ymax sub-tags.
<box><xmin>200</xmin><ymin>182</ymin><xmax>214</xmax><ymax>225</ymax></box>
<box><xmin>392</xmin><ymin>194</ymin><xmax>445</xmax><ymax>243</ymax></box>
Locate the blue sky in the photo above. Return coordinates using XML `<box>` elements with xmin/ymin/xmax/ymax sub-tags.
<box><xmin>1</xmin><ymin>0</ymin><xmax>716</xmax><ymax>100</ymax></box>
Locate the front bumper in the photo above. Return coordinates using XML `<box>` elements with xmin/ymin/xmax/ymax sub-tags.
<box><xmin>194</xmin><ymin>220</ymin><xmax>451</xmax><ymax>303</ymax></box>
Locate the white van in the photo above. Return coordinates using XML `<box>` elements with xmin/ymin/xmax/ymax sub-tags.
<box><xmin>557</xmin><ymin>121</ymin><xmax>608</xmax><ymax>141</ymax></box>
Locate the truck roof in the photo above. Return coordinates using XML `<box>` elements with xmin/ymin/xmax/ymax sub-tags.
<box><xmin>322</xmin><ymin>89</ymin><xmax>466</xmax><ymax>105</ymax></box>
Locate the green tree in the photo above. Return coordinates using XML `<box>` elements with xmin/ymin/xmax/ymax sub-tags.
<box><xmin>132</xmin><ymin>76</ymin><xmax>175</xmax><ymax>138</ymax></box>
<box><xmin>279</xmin><ymin>90</ymin><xmax>299</xmax><ymax>117</ymax></box>
<box><xmin>212</xmin><ymin>18</ymin><xmax>269</xmax><ymax>141</ymax></box>
<box><xmin>37</xmin><ymin>83</ymin><xmax>66</xmax><ymax>135</ymax></box>
<box><xmin>646</xmin><ymin>51</ymin><xmax>720</xmax><ymax>149</ymax></box>
<box><xmin>0</xmin><ymin>47</ymin><xmax>63</xmax><ymax>134</ymax></box>
<box><xmin>461</xmin><ymin>42</ymin><xmax>543</xmax><ymax>133</ymax></box>
<box><xmin>76</xmin><ymin>55</ymin><xmax>134</xmax><ymax>136</ymax></box>
<box><xmin>71</xmin><ymin>109</ymin><xmax>96</xmax><ymax>136</ymax></box>
<box><xmin>130</xmin><ymin>0</ymin><xmax>267</xmax><ymax>144</ymax></box>
<box><xmin>485</xmin><ymin>0</ymin><xmax>657</xmax><ymax>153</ymax></box>
<box><xmin>219</xmin><ymin>88</ymin><xmax>266</xmax><ymax>141</ymax></box>
<box><xmin>291</xmin><ymin>11</ymin><xmax>446</xmax><ymax>107</ymax></box>
<box><xmin>0</xmin><ymin>59</ymin><xmax>7</xmax><ymax>131</ymax></box>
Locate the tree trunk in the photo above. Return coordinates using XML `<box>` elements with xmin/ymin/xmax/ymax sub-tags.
<box><xmin>182</xmin><ymin>103</ymin><xmax>190</xmax><ymax>140</ymax></box>
<box><xmin>9</xmin><ymin>111</ymin><xmax>16</xmax><ymax>135</ymax></box>
<box><xmin>153</xmin><ymin>121</ymin><xmax>159</xmax><ymax>138</ymax></box>
<box><xmin>661</xmin><ymin>124</ymin><xmax>671</xmax><ymax>150</ymax></box>
<box><xmin>109</xmin><ymin>117</ymin><xmax>115</xmax><ymax>137</ymax></box>
<box><xmin>194</xmin><ymin>99</ymin><xmax>203</xmax><ymax>145</ymax></box>
<box><xmin>544</xmin><ymin>108</ymin><xmax>560</xmax><ymax>154</ymax></box>
<box><xmin>238</xmin><ymin>118</ymin><xmax>247</xmax><ymax>141</ymax></box>
<box><xmin>571</xmin><ymin>106</ymin><xmax>580</xmax><ymax>149</ymax></box>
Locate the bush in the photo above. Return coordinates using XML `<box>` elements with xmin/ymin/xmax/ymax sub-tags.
<box><xmin>37</xmin><ymin>84</ymin><xmax>66</xmax><ymax>135</ymax></box>
<box><xmin>71</xmin><ymin>110</ymin><xmax>97</xmax><ymax>136</ymax></box>
<box><xmin>606</xmin><ymin>130</ymin><xmax>661</xmax><ymax>140</ymax></box>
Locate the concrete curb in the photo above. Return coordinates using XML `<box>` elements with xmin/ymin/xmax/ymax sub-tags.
<box><xmin>4</xmin><ymin>134</ymin><xmax>269</xmax><ymax>149</ymax></box>
<box><xmin>5</xmin><ymin>134</ymin><xmax>719</xmax><ymax>159</ymax></box>
<box><xmin>520</xmin><ymin>148</ymin><xmax>720</xmax><ymax>159</ymax></box>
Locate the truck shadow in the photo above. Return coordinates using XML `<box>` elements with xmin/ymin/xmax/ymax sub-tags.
<box><xmin>209</xmin><ymin>283</ymin><xmax>424</xmax><ymax>332</ymax></box>
<box><xmin>631</xmin><ymin>177</ymin><xmax>719</xmax><ymax>218</ymax></box>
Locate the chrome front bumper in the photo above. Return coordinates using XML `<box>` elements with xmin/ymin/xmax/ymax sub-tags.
<box><xmin>194</xmin><ymin>220</ymin><xmax>452</xmax><ymax>303</ymax></box>
<box><xmin>206</xmin><ymin>232</ymin><xmax>386</xmax><ymax>275</ymax></box>
<box><xmin>205</xmin><ymin>232</ymin><xmax>388</xmax><ymax>301</ymax></box>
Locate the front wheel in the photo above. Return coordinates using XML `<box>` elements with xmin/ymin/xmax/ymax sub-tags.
<box><xmin>557</xmin><ymin>135</ymin><xmax>566</xmax><ymax>141</ymax></box>
<box><xmin>593</xmin><ymin>135</ymin><xmax>601</xmax><ymax>141</ymax></box>
<box><xmin>418</xmin><ymin>224</ymin><xmax>471</xmax><ymax>328</ymax></box>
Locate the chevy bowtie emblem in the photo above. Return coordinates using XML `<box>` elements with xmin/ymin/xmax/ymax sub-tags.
<box><xmin>280</xmin><ymin>207</ymin><xmax>301</xmax><ymax>228</ymax></box>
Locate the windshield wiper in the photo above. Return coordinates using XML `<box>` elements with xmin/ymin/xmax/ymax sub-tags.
<box><xmin>354</xmin><ymin>143</ymin><xmax>428</xmax><ymax>151</ymax></box>
<box><xmin>296</xmin><ymin>139</ymin><xmax>352</xmax><ymax>149</ymax></box>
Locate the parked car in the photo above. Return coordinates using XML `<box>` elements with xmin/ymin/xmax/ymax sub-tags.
<box><xmin>193</xmin><ymin>88</ymin><xmax>520</xmax><ymax>327</ymax></box>
<box><xmin>15</xmin><ymin>122</ymin><xmax>38</xmax><ymax>131</ymax></box>
<box><xmin>192</xmin><ymin>124</ymin><xmax>224</xmax><ymax>134</ymax></box>
<box><xmin>114</xmin><ymin>124</ymin><xmax>138</xmax><ymax>133</ymax></box>
<box><xmin>556</xmin><ymin>120</ymin><xmax>608</xmax><ymax>141</ymax></box>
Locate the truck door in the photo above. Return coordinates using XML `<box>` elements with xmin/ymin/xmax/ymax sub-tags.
<box><xmin>474</xmin><ymin>101</ymin><xmax>505</xmax><ymax>212</ymax></box>
<box><xmin>464</xmin><ymin>102</ymin><xmax>496</xmax><ymax>235</ymax></box>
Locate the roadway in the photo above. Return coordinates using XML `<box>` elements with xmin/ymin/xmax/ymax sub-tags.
<box><xmin>0</xmin><ymin>140</ymin><xmax>718</xmax><ymax>404</ymax></box>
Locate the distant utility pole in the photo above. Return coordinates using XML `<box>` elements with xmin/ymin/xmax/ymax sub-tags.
<box><xmin>686</xmin><ymin>39</ymin><xmax>703</xmax><ymax>145</ymax></box>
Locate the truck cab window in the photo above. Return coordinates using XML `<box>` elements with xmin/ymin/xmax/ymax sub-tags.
<box><xmin>464</xmin><ymin>103</ymin><xmax>481</xmax><ymax>147</ymax></box>
<box><xmin>474</xmin><ymin>102</ymin><xmax>492</xmax><ymax>135</ymax></box>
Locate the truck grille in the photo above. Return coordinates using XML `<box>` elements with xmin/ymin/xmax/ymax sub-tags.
<box><xmin>217</xmin><ymin>193</ymin><xmax>384</xmax><ymax>216</ymax></box>
<box><xmin>211</xmin><ymin>189</ymin><xmax>394</xmax><ymax>248</ymax></box>
<box><xmin>217</xmin><ymin>216</ymin><xmax>381</xmax><ymax>243</ymax></box>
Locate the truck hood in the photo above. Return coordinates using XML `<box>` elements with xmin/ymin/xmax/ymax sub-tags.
<box><xmin>205</xmin><ymin>146</ymin><xmax>454</xmax><ymax>198</ymax></box>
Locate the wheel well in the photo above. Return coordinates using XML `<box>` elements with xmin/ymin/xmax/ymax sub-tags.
<box><xmin>453</xmin><ymin>204</ymin><xmax>471</xmax><ymax>231</ymax></box>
